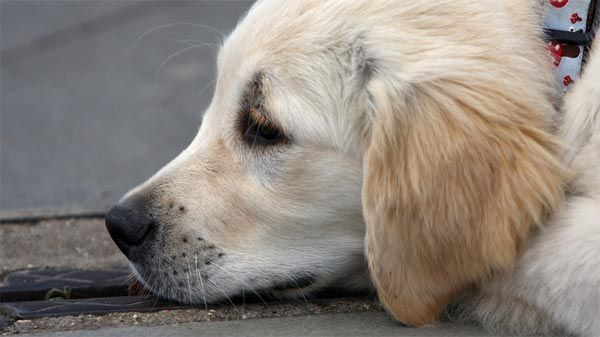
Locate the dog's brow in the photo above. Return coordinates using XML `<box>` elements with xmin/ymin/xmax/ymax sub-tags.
<box><xmin>239</xmin><ymin>73</ymin><xmax>279</xmax><ymax>125</ymax></box>
<box><xmin>240</xmin><ymin>73</ymin><xmax>264</xmax><ymax>112</ymax></box>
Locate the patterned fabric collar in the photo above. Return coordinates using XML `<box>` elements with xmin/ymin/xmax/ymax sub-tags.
<box><xmin>543</xmin><ymin>0</ymin><xmax>598</xmax><ymax>94</ymax></box>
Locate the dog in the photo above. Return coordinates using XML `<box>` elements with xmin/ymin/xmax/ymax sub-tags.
<box><xmin>105</xmin><ymin>0</ymin><xmax>600</xmax><ymax>335</ymax></box>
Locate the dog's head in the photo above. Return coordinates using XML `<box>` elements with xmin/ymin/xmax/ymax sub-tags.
<box><xmin>106</xmin><ymin>0</ymin><xmax>566</xmax><ymax>325</ymax></box>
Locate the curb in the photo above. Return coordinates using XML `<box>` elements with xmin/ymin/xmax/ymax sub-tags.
<box><xmin>0</xmin><ymin>208</ymin><xmax>107</xmax><ymax>224</ymax></box>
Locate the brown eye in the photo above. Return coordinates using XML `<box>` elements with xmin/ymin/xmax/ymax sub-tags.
<box><xmin>243</xmin><ymin>107</ymin><xmax>285</xmax><ymax>145</ymax></box>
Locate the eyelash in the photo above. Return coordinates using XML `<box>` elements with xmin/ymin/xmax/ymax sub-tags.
<box><xmin>242</xmin><ymin>106</ymin><xmax>286</xmax><ymax>146</ymax></box>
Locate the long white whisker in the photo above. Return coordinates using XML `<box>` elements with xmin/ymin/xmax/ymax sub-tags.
<box><xmin>151</xmin><ymin>257</ymin><xmax>161</xmax><ymax>309</ymax></box>
<box><xmin>192</xmin><ymin>79</ymin><xmax>216</xmax><ymax>112</ymax></box>
<box><xmin>194</xmin><ymin>255</ymin><xmax>209</xmax><ymax>319</ymax></box>
<box><xmin>242</xmin><ymin>274</ymin><xmax>246</xmax><ymax>317</ymax></box>
<box><xmin>185</xmin><ymin>257</ymin><xmax>194</xmax><ymax>305</ymax></box>
<box><xmin>130</xmin><ymin>22</ymin><xmax>225</xmax><ymax>57</ymax></box>
<box><xmin>207</xmin><ymin>278</ymin><xmax>239</xmax><ymax>313</ymax></box>
<box><xmin>209</xmin><ymin>262</ymin><xmax>270</xmax><ymax>308</ymax></box>
<box><xmin>170</xmin><ymin>38</ymin><xmax>219</xmax><ymax>51</ymax></box>
<box><xmin>288</xmin><ymin>278</ymin><xmax>311</xmax><ymax>315</ymax></box>
<box><xmin>154</xmin><ymin>43</ymin><xmax>215</xmax><ymax>86</ymax></box>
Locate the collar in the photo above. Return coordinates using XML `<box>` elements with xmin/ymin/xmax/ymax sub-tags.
<box><xmin>543</xmin><ymin>0</ymin><xmax>599</xmax><ymax>94</ymax></box>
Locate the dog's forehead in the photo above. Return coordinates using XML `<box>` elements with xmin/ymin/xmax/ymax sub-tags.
<box><xmin>216</xmin><ymin>0</ymin><xmax>349</xmax><ymax>81</ymax></box>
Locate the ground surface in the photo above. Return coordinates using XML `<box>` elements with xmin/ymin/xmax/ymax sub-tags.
<box><xmin>0</xmin><ymin>217</ymin><xmax>546</xmax><ymax>336</ymax></box>
<box><xmin>0</xmin><ymin>218</ymin><xmax>125</xmax><ymax>275</ymax></box>
<box><xmin>11</xmin><ymin>312</ymin><xmax>516</xmax><ymax>337</ymax></box>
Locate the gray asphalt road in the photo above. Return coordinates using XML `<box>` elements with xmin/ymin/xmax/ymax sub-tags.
<box><xmin>1</xmin><ymin>1</ymin><xmax>253</xmax><ymax>212</ymax></box>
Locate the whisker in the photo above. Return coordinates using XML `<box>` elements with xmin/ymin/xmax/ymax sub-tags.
<box><xmin>209</xmin><ymin>262</ymin><xmax>270</xmax><ymax>308</ymax></box>
<box><xmin>151</xmin><ymin>257</ymin><xmax>160</xmax><ymax>309</ymax></box>
<box><xmin>120</xmin><ymin>264</ymin><xmax>134</xmax><ymax>274</ymax></box>
<box><xmin>288</xmin><ymin>278</ymin><xmax>311</xmax><ymax>315</ymax></box>
<box><xmin>242</xmin><ymin>274</ymin><xmax>246</xmax><ymax>317</ymax></box>
<box><xmin>194</xmin><ymin>255</ymin><xmax>209</xmax><ymax>319</ymax></box>
<box><xmin>170</xmin><ymin>38</ymin><xmax>220</xmax><ymax>50</ymax></box>
<box><xmin>185</xmin><ymin>257</ymin><xmax>194</xmax><ymax>306</ymax></box>
<box><xmin>207</xmin><ymin>279</ymin><xmax>239</xmax><ymax>314</ymax></box>
<box><xmin>191</xmin><ymin>79</ymin><xmax>216</xmax><ymax>113</ymax></box>
<box><xmin>222</xmin><ymin>251</ymin><xmax>325</xmax><ymax>305</ymax></box>
<box><xmin>130</xmin><ymin>22</ymin><xmax>225</xmax><ymax>57</ymax></box>
<box><xmin>154</xmin><ymin>43</ymin><xmax>216</xmax><ymax>86</ymax></box>
<box><xmin>250</xmin><ymin>85</ymin><xmax>260</xmax><ymax>148</ymax></box>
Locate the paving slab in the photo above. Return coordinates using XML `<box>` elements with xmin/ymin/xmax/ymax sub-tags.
<box><xmin>0</xmin><ymin>218</ymin><xmax>126</xmax><ymax>276</ymax></box>
<box><xmin>0</xmin><ymin>269</ymin><xmax>129</xmax><ymax>302</ymax></box>
<box><xmin>1</xmin><ymin>295</ymin><xmax>384</xmax><ymax>334</ymax></box>
<box><xmin>1</xmin><ymin>295</ymin><xmax>192</xmax><ymax>319</ymax></box>
<box><xmin>1</xmin><ymin>1</ymin><xmax>253</xmax><ymax>212</ymax></box>
<box><xmin>7</xmin><ymin>311</ymin><xmax>519</xmax><ymax>337</ymax></box>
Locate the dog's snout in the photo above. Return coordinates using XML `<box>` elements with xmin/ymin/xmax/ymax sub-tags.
<box><xmin>105</xmin><ymin>203</ymin><xmax>154</xmax><ymax>257</ymax></box>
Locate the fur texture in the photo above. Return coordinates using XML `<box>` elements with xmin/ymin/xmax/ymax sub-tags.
<box><xmin>361</xmin><ymin>2</ymin><xmax>567</xmax><ymax>320</ymax></box>
<box><xmin>112</xmin><ymin>1</ymin><xmax>600</xmax><ymax>335</ymax></box>
<box><xmin>452</xmin><ymin>32</ymin><xmax>600</xmax><ymax>337</ymax></box>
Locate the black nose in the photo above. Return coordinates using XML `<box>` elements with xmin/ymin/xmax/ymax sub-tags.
<box><xmin>105</xmin><ymin>204</ymin><xmax>154</xmax><ymax>257</ymax></box>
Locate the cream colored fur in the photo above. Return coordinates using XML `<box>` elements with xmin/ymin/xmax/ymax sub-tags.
<box><xmin>118</xmin><ymin>1</ymin><xmax>600</xmax><ymax>335</ymax></box>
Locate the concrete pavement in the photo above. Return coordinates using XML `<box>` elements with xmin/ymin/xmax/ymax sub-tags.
<box><xmin>0</xmin><ymin>216</ymin><xmax>541</xmax><ymax>336</ymax></box>
<box><xmin>12</xmin><ymin>312</ymin><xmax>518</xmax><ymax>337</ymax></box>
<box><xmin>0</xmin><ymin>217</ymin><xmax>126</xmax><ymax>275</ymax></box>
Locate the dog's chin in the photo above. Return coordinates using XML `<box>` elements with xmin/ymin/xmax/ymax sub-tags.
<box><xmin>126</xmin><ymin>263</ymin><xmax>154</xmax><ymax>294</ymax></box>
<box><xmin>127</xmin><ymin>261</ymin><xmax>314</xmax><ymax>301</ymax></box>
<box><xmin>128</xmin><ymin>260</ymin><xmax>371</xmax><ymax>305</ymax></box>
<box><xmin>269</xmin><ymin>281</ymin><xmax>339</xmax><ymax>300</ymax></box>
<box><xmin>266</xmin><ymin>274</ymin><xmax>326</xmax><ymax>299</ymax></box>
<box><xmin>270</xmin><ymin>270</ymin><xmax>374</xmax><ymax>298</ymax></box>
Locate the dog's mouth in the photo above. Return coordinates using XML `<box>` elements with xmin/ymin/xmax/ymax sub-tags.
<box><xmin>129</xmin><ymin>264</ymin><xmax>322</xmax><ymax>300</ymax></box>
<box><xmin>269</xmin><ymin>273</ymin><xmax>319</xmax><ymax>292</ymax></box>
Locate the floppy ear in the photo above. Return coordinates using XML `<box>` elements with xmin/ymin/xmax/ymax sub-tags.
<box><xmin>362</xmin><ymin>78</ymin><xmax>566</xmax><ymax>326</ymax></box>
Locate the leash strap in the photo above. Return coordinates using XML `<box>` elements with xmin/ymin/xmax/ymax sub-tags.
<box><xmin>543</xmin><ymin>0</ymin><xmax>599</xmax><ymax>94</ymax></box>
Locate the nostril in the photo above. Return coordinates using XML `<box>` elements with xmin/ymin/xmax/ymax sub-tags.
<box><xmin>105</xmin><ymin>205</ymin><xmax>154</xmax><ymax>256</ymax></box>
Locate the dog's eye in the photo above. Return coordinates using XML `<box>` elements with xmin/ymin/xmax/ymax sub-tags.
<box><xmin>243</xmin><ymin>107</ymin><xmax>285</xmax><ymax>145</ymax></box>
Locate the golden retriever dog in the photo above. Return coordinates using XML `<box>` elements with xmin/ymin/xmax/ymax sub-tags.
<box><xmin>105</xmin><ymin>0</ymin><xmax>600</xmax><ymax>335</ymax></box>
